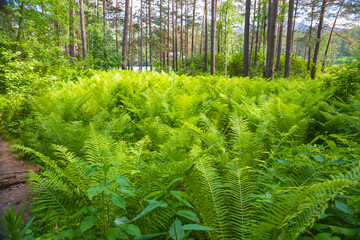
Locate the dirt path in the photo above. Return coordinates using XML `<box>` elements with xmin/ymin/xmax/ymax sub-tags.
<box><xmin>0</xmin><ymin>135</ymin><xmax>38</xmax><ymax>235</ymax></box>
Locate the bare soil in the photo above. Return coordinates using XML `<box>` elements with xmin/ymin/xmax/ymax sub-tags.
<box><xmin>0</xmin><ymin>135</ymin><xmax>38</xmax><ymax>237</ymax></box>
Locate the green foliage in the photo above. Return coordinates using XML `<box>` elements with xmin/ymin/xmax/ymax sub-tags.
<box><xmin>0</xmin><ymin>204</ymin><xmax>35</xmax><ymax>240</ymax></box>
<box><xmin>2</xmin><ymin>67</ymin><xmax>360</xmax><ymax>239</ymax></box>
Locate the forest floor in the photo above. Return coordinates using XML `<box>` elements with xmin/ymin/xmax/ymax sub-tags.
<box><xmin>0</xmin><ymin>135</ymin><xmax>38</xmax><ymax>234</ymax></box>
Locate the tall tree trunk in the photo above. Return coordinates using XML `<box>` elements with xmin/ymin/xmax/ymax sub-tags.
<box><xmin>167</xmin><ymin>0</ymin><xmax>170</xmax><ymax>68</ymax></box>
<box><xmin>128</xmin><ymin>0</ymin><xmax>133</xmax><ymax>69</ymax></box>
<box><xmin>265</xmin><ymin>0</ymin><xmax>279</xmax><ymax>79</ymax></box>
<box><xmin>250</xmin><ymin>0</ymin><xmax>258</xmax><ymax>62</ymax></box>
<box><xmin>254</xmin><ymin>0</ymin><xmax>261</xmax><ymax>67</ymax></box>
<box><xmin>243</xmin><ymin>0</ymin><xmax>251</xmax><ymax>77</ymax></box>
<box><xmin>191</xmin><ymin>0</ymin><xmax>197</xmax><ymax>56</ymax></box>
<box><xmin>69</xmin><ymin>1</ymin><xmax>75</xmax><ymax>60</ymax></box>
<box><xmin>291</xmin><ymin>0</ymin><xmax>299</xmax><ymax>52</ymax></box>
<box><xmin>80</xmin><ymin>0</ymin><xmax>87</xmax><ymax>59</ymax></box>
<box><xmin>149</xmin><ymin>0</ymin><xmax>153</xmax><ymax>70</ymax></box>
<box><xmin>204</xmin><ymin>0</ymin><xmax>208</xmax><ymax>72</ymax></box>
<box><xmin>172</xmin><ymin>0</ymin><xmax>175</xmax><ymax>71</ymax></box>
<box><xmin>175</xmin><ymin>0</ymin><xmax>178</xmax><ymax>70</ymax></box>
<box><xmin>200</xmin><ymin>15</ymin><xmax>204</xmax><ymax>55</ymax></box>
<box><xmin>94</xmin><ymin>0</ymin><xmax>98</xmax><ymax>28</ymax></box>
<box><xmin>103</xmin><ymin>0</ymin><xmax>106</xmax><ymax>39</ymax></box>
<box><xmin>160</xmin><ymin>0</ymin><xmax>163</xmax><ymax>70</ymax></box>
<box><xmin>284</xmin><ymin>0</ymin><xmax>295</xmax><ymax>78</ymax></box>
<box><xmin>180</xmin><ymin>0</ymin><xmax>184</xmax><ymax>64</ymax></box>
<box><xmin>140</xmin><ymin>0</ymin><xmax>143</xmax><ymax>71</ymax></box>
<box><xmin>311</xmin><ymin>0</ymin><xmax>327</xmax><ymax>79</ymax></box>
<box><xmin>210</xmin><ymin>0</ymin><xmax>216</xmax><ymax>75</ymax></box>
<box><xmin>322</xmin><ymin>0</ymin><xmax>343</xmax><ymax>71</ymax></box>
<box><xmin>307</xmin><ymin>0</ymin><xmax>316</xmax><ymax>71</ymax></box>
<box><xmin>115</xmin><ymin>0</ymin><xmax>119</xmax><ymax>51</ymax></box>
<box><xmin>122</xmin><ymin>0</ymin><xmax>130</xmax><ymax>69</ymax></box>
<box><xmin>224</xmin><ymin>1</ymin><xmax>229</xmax><ymax>76</ymax></box>
<box><xmin>275</xmin><ymin>0</ymin><xmax>286</xmax><ymax>72</ymax></box>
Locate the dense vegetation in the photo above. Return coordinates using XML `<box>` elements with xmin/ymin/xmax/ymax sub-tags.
<box><xmin>1</xmin><ymin>54</ymin><xmax>360</xmax><ymax>239</ymax></box>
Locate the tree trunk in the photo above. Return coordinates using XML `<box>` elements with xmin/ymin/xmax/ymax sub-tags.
<box><xmin>243</xmin><ymin>0</ymin><xmax>251</xmax><ymax>77</ymax></box>
<box><xmin>175</xmin><ymin>0</ymin><xmax>178</xmax><ymax>70</ymax></box>
<box><xmin>284</xmin><ymin>0</ymin><xmax>295</xmax><ymax>78</ymax></box>
<box><xmin>80</xmin><ymin>0</ymin><xmax>87</xmax><ymax>59</ymax></box>
<box><xmin>275</xmin><ymin>0</ymin><xmax>286</xmax><ymax>72</ymax></box>
<box><xmin>307</xmin><ymin>0</ymin><xmax>316</xmax><ymax>71</ymax></box>
<box><xmin>160</xmin><ymin>0</ymin><xmax>163</xmax><ymax>70</ymax></box>
<box><xmin>128</xmin><ymin>1</ymin><xmax>133</xmax><ymax>70</ymax></box>
<box><xmin>224</xmin><ymin>1</ymin><xmax>229</xmax><ymax>76</ymax></box>
<box><xmin>115</xmin><ymin>0</ymin><xmax>119</xmax><ymax>52</ymax></box>
<box><xmin>149</xmin><ymin>0</ymin><xmax>153</xmax><ymax>70</ymax></box>
<box><xmin>180</xmin><ymin>0</ymin><xmax>184</xmax><ymax>65</ymax></box>
<box><xmin>172</xmin><ymin>0</ymin><xmax>175</xmax><ymax>71</ymax></box>
<box><xmin>167</xmin><ymin>0</ymin><xmax>170</xmax><ymax>68</ymax></box>
<box><xmin>103</xmin><ymin>0</ymin><xmax>106</xmax><ymax>39</ymax></box>
<box><xmin>191</xmin><ymin>0</ymin><xmax>197</xmax><ymax>56</ymax></box>
<box><xmin>254</xmin><ymin>0</ymin><xmax>261</xmax><ymax>67</ymax></box>
<box><xmin>204</xmin><ymin>0</ymin><xmax>208</xmax><ymax>72</ymax></box>
<box><xmin>250</xmin><ymin>0</ymin><xmax>257</xmax><ymax>62</ymax></box>
<box><xmin>322</xmin><ymin>0</ymin><xmax>343</xmax><ymax>72</ymax></box>
<box><xmin>140</xmin><ymin>0</ymin><xmax>143</xmax><ymax>71</ymax></box>
<box><xmin>69</xmin><ymin>1</ymin><xmax>75</xmax><ymax>60</ymax></box>
<box><xmin>200</xmin><ymin>15</ymin><xmax>204</xmax><ymax>55</ymax></box>
<box><xmin>265</xmin><ymin>0</ymin><xmax>279</xmax><ymax>79</ymax></box>
<box><xmin>122</xmin><ymin>0</ymin><xmax>130</xmax><ymax>69</ymax></box>
<box><xmin>291</xmin><ymin>0</ymin><xmax>299</xmax><ymax>52</ymax></box>
<box><xmin>210</xmin><ymin>0</ymin><xmax>216</xmax><ymax>75</ymax></box>
<box><xmin>311</xmin><ymin>0</ymin><xmax>327</xmax><ymax>79</ymax></box>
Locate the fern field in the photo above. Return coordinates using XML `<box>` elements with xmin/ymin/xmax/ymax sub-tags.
<box><xmin>1</xmin><ymin>70</ymin><xmax>360</xmax><ymax>239</ymax></box>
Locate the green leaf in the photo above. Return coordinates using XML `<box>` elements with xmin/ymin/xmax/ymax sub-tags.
<box><xmin>176</xmin><ymin>210</ymin><xmax>200</xmax><ymax>223</ymax></box>
<box><xmin>328</xmin><ymin>225</ymin><xmax>356</xmax><ymax>236</ymax></box>
<box><xmin>335</xmin><ymin>200</ymin><xmax>354</xmax><ymax>214</ymax></box>
<box><xmin>134</xmin><ymin>233</ymin><xmax>167</xmax><ymax>240</ymax></box>
<box><xmin>112</xmin><ymin>195</ymin><xmax>126</xmax><ymax>209</ymax></box>
<box><xmin>312</xmin><ymin>155</ymin><xmax>325</xmax><ymax>163</ymax></box>
<box><xmin>87</xmin><ymin>186</ymin><xmax>107</xmax><ymax>200</ymax></box>
<box><xmin>315</xmin><ymin>233</ymin><xmax>332</xmax><ymax>240</ymax></box>
<box><xmin>169</xmin><ymin>218</ymin><xmax>185</xmax><ymax>240</ymax></box>
<box><xmin>106</xmin><ymin>228</ymin><xmax>123</xmax><ymax>240</ymax></box>
<box><xmin>80</xmin><ymin>216</ymin><xmax>97</xmax><ymax>233</ymax></box>
<box><xmin>114</xmin><ymin>216</ymin><xmax>129</xmax><ymax>226</ymax></box>
<box><xmin>116</xmin><ymin>176</ymin><xmax>132</xmax><ymax>187</ymax></box>
<box><xmin>124</xmin><ymin>224</ymin><xmax>141</xmax><ymax>236</ymax></box>
<box><xmin>182</xmin><ymin>224</ymin><xmax>215</xmax><ymax>231</ymax></box>
<box><xmin>132</xmin><ymin>200</ymin><xmax>168</xmax><ymax>221</ymax></box>
<box><xmin>120</xmin><ymin>186</ymin><xmax>136</xmax><ymax>197</ymax></box>
<box><xmin>327</xmin><ymin>160</ymin><xmax>347</xmax><ymax>165</ymax></box>
<box><xmin>171</xmin><ymin>191</ymin><xmax>194</xmax><ymax>209</ymax></box>
<box><xmin>166</xmin><ymin>178</ymin><xmax>182</xmax><ymax>189</ymax></box>
<box><xmin>60</xmin><ymin>229</ymin><xmax>79</xmax><ymax>238</ymax></box>
<box><xmin>275</xmin><ymin>158</ymin><xmax>292</xmax><ymax>166</ymax></box>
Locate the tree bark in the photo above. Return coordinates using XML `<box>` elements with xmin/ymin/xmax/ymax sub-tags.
<box><xmin>115</xmin><ymin>0</ymin><xmax>119</xmax><ymax>51</ymax></box>
<box><xmin>69</xmin><ymin>1</ymin><xmax>75</xmax><ymax>60</ymax></box>
<box><xmin>180</xmin><ymin>0</ymin><xmax>184</xmax><ymax>64</ymax></box>
<box><xmin>80</xmin><ymin>0</ymin><xmax>87</xmax><ymax>59</ymax></box>
<box><xmin>322</xmin><ymin>0</ymin><xmax>343</xmax><ymax>72</ymax></box>
<box><xmin>284</xmin><ymin>0</ymin><xmax>295</xmax><ymax>78</ymax></box>
<box><xmin>291</xmin><ymin>0</ymin><xmax>299</xmax><ymax>52</ymax></box>
<box><xmin>167</xmin><ymin>0</ymin><xmax>170</xmax><ymax>68</ymax></box>
<box><xmin>210</xmin><ymin>0</ymin><xmax>216</xmax><ymax>75</ymax></box>
<box><xmin>103</xmin><ymin>0</ymin><xmax>106</xmax><ymax>39</ymax></box>
<box><xmin>122</xmin><ymin>0</ymin><xmax>130</xmax><ymax>69</ymax></box>
<box><xmin>172</xmin><ymin>0</ymin><xmax>175</xmax><ymax>71</ymax></box>
<box><xmin>200</xmin><ymin>15</ymin><xmax>204</xmax><ymax>55</ymax></box>
<box><xmin>250</xmin><ymin>0</ymin><xmax>257</xmax><ymax>62</ymax></box>
<box><xmin>204</xmin><ymin>0</ymin><xmax>208</xmax><ymax>72</ymax></box>
<box><xmin>265</xmin><ymin>0</ymin><xmax>279</xmax><ymax>79</ymax></box>
<box><xmin>191</xmin><ymin>0</ymin><xmax>197</xmax><ymax>56</ymax></box>
<box><xmin>243</xmin><ymin>0</ymin><xmax>251</xmax><ymax>77</ymax></box>
<box><xmin>149</xmin><ymin>0</ymin><xmax>153</xmax><ymax>70</ymax></box>
<box><xmin>311</xmin><ymin>0</ymin><xmax>327</xmax><ymax>79</ymax></box>
<box><xmin>307</xmin><ymin>0</ymin><xmax>316</xmax><ymax>71</ymax></box>
<box><xmin>128</xmin><ymin>0</ymin><xmax>133</xmax><ymax>70</ymax></box>
<box><xmin>254</xmin><ymin>0</ymin><xmax>261</xmax><ymax>67</ymax></box>
<box><xmin>140</xmin><ymin>0</ymin><xmax>143</xmax><ymax>71</ymax></box>
<box><xmin>275</xmin><ymin>0</ymin><xmax>286</xmax><ymax>72</ymax></box>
